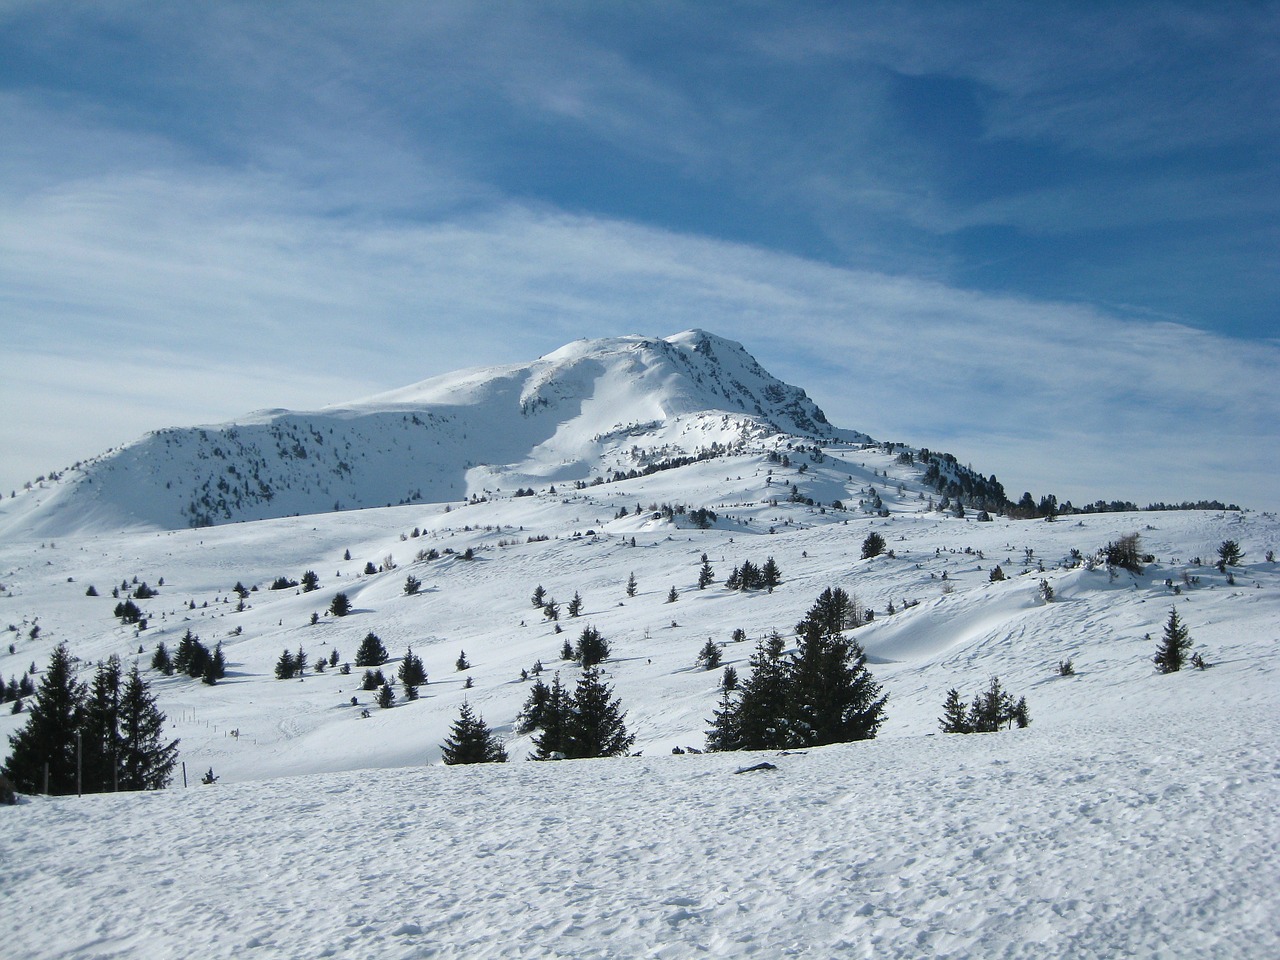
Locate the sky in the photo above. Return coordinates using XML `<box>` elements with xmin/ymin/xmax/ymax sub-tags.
<box><xmin>2</xmin><ymin>1</ymin><xmax>1277</xmax><ymax>509</ymax></box>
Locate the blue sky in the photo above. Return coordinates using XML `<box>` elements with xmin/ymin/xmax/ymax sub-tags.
<box><xmin>2</xmin><ymin>1</ymin><xmax>1276</xmax><ymax>508</ymax></box>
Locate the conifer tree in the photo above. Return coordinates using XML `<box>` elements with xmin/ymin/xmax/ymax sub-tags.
<box><xmin>939</xmin><ymin>688</ymin><xmax>971</xmax><ymax>733</ymax></box>
<box><xmin>721</xmin><ymin>665</ymin><xmax>738</xmax><ymax>691</ymax></box>
<box><xmin>967</xmin><ymin>676</ymin><xmax>1015</xmax><ymax>732</ymax></box>
<box><xmin>329</xmin><ymin>592</ymin><xmax>351</xmax><ymax>617</ymax></box>
<box><xmin>274</xmin><ymin>649</ymin><xmax>298</xmax><ymax>680</ymax></box>
<box><xmin>698</xmin><ymin>559</ymin><xmax>715</xmax><ymax>589</ymax></box>
<box><xmin>560</xmin><ymin>637</ymin><xmax>574</xmax><ymax>661</ymax></box>
<box><xmin>787</xmin><ymin>619</ymin><xmax>887</xmax><ymax>746</ymax></box>
<box><xmin>355</xmin><ymin>632</ymin><xmax>388</xmax><ymax>666</ymax></box>
<box><xmin>761</xmin><ymin>557</ymin><xmax>781</xmax><ymax>591</ymax></box>
<box><xmin>724</xmin><ymin>636</ymin><xmax>791</xmax><ymax>751</ymax></box>
<box><xmin>301</xmin><ymin>570</ymin><xmax>320</xmax><ymax>592</ymax></box>
<box><xmin>82</xmin><ymin>655</ymin><xmax>124</xmax><ymax>792</ymax></box>
<box><xmin>202</xmin><ymin>643</ymin><xmax>226</xmax><ymax>685</ymax></box>
<box><xmin>376</xmin><ymin>682</ymin><xmax>396</xmax><ymax>709</ymax></box>
<box><xmin>151</xmin><ymin>641</ymin><xmax>174</xmax><ymax>676</ymax></box>
<box><xmin>532</xmin><ymin>585</ymin><xmax>546</xmax><ymax>608</ymax></box>
<box><xmin>117</xmin><ymin>666</ymin><xmax>178</xmax><ymax>791</ymax></box>
<box><xmin>563</xmin><ymin>669</ymin><xmax>634</xmax><ymax>759</ymax></box>
<box><xmin>861</xmin><ymin>532</ymin><xmax>886</xmax><ymax>560</ymax></box>
<box><xmin>1154</xmin><ymin>607</ymin><xmax>1193</xmax><ymax>673</ymax></box>
<box><xmin>626</xmin><ymin>572</ymin><xmax>637</xmax><ymax>598</ymax></box>
<box><xmin>706</xmin><ymin>688</ymin><xmax>741</xmax><ymax>752</ymax></box>
<box><xmin>516</xmin><ymin>678</ymin><xmax>552</xmax><ymax>735</ymax></box>
<box><xmin>455</xmin><ymin>650</ymin><xmax>471</xmax><ymax>671</ymax></box>
<box><xmin>567</xmin><ymin>592</ymin><xmax>583</xmax><ymax>618</ymax></box>
<box><xmin>574</xmin><ymin>626</ymin><xmax>611</xmax><ymax>668</ymax></box>
<box><xmin>666</xmin><ymin>586</ymin><xmax>679</xmax><ymax>603</ymax></box>
<box><xmin>696</xmin><ymin>638</ymin><xmax>721</xmax><ymax>670</ymax></box>
<box><xmin>399</xmin><ymin>648</ymin><xmax>427</xmax><ymax>700</ymax></box>
<box><xmin>530</xmin><ymin>674</ymin><xmax>572</xmax><ymax>760</ymax></box>
<box><xmin>3</xmin><ymin>644</ymin><xmax>85</xmax><ymax>795</ymax></box>
<box><xmin>440</xmin><ymin>702</ymin><xmax>508</xmax><ymax>764</ymax></box>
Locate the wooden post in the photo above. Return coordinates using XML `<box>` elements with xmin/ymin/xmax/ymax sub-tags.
<box><xmin>182</xmin><ymin>761</ymin><xmax>187</xmax><ymax>789</ymax></box>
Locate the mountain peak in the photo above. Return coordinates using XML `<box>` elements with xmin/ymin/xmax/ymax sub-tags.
<box><xmin>1</xmin><ymin>331</ymin><xmax>867</xmax><ymax>535</ymax></box>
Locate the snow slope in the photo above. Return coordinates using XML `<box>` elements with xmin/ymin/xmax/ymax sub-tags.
<box><xmin>0</xmin><ymin>342</ymin><xmax>1276</xmax><ymax>956</ymax></box>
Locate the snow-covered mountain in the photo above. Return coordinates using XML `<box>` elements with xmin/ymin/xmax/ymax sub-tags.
<box><xmin>1</xmin><ymin>331</ymin><xmax>858</xmax><ymax>537</ymax></box>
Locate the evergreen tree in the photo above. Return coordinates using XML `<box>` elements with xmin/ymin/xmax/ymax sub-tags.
<box><xmin>567</xmin><ymin>592</ymin><xmax>584</xmax><ymax>618</ymax></box>
<box><xmin>516</xmin><ymin>678</ymin><xmax>552</xmax><ymax>734</ymax></box>
<box><xmin>787</xmin><ymin>619</ymin><xmax>887</xmax><ymax>746</ymax></box>
<box><xmin>440</xmin><ymin>702</ymin><xmax>508</xmax><ymax>764</ymax></box>
<box><xmin>725</xmin><ymin>636</ymin><xmax>792</xmax><ymax>751</ymax></box>
<box><xmin>329</xmin><ymin>648</ymin><xmax>340</xmax><ymax>668</ymax></box>
<box><xmin>1216</xmin><ymin>539</ymin><xmax>1243</xmax><ymax>570</ymax></box>
<box><xmin>354</xmin><ymin>632</ymin><xmax>388</xmax><ymax>666</ymax></box>
<box><xmin>530</xmin><ymin>674</ymin><xmax>572</xmax><ymax>760</ymax></box>
<box><xmin>574</xmin><ymin>626</ymin><xmax>611</xmax><ymax>668</ymax></box>
<box><xmin>531</xmin><ymin>584</ymin><xmax>545</xmax><ymax>608</ymax></box>
<box><xmin>328</xmin><ymin>592</ymin><xmax>351</xmax><ymax>617</ymax></box>
<box><xmin>150</xmin><ymin>641</ymin><xmax>174</xmax><ymax>676</ymax></box>
<box><xmin>1154</xmin><ymin>607</ymin><xmax>1193</xmax><ymax>673</ymax></box>
<box><xmin>666</xmin><ymin>585</ymin><xmax>679</xmax><ymax>603</ymax></box>
<box><xmin>967</xmin><ymin>676</ymin><xmax>1015</xmax><ymax>732</ymax></box>
<box><xmin>455</xmin><ymin>650</ymin><xmax>471</xmax><ymax>671</ymax></box>
<box><xmin>563</xmin><ymin>669</ymin><xmax>635</xmax><ymax>759</ymax></box>
<box><xmin>82</xmin><ymin>655</ymin><xmax>123</xmax><ymax>792</ymax></box>
<box><xmin>300</xmin><ymin>570</ymin><xmax>320</xmax><ymax>592</ymax></box>
<box><xmin>202</xmin><ymin>643</ymin><xmax>226</xmax><ymax>685</ymax></box>
<box><xmin>861</xmin><ymin>532</ymin><xmax>886</xmax><ymax>559</ymax></box>
<box><xmin>761</xmin><ymin>557</ymin><xmax>781</xmax><ymax>591</ymax></box>
<box><xmin>724</xmin><ymin>565</ymin><xmax>741</xmax><ymax>590</ymax></box>
<box><xmin>705</xmin><ymin>688</ymin><xmax>741</xmax><ymax>752</ymax></box>
<box><xmin>697</xmin><ymin>559</ymin><xmax>715</xmax><ymax>589</ymax></box>
<box><xmin>696</xmin><ymin>638</ymin><xmax>721</xmax><ymax>670</ymax></box>
<box><xmin>274</xmin><ymin>649</ymin><xmax>298</xmax><ymax>680</ymax></box>
<box><xmin>989</xmin><ymin>565</ymin><xmax>1006</xmax><ymax>582</ymax></box>
<box><xmin>376</xmin><ymin>682</ymin><xmax>396</xmax><ymax>709</ymax></box>
<box><xmin>939</xmin><ymin>688</ymin><xmax>971</xmax><ymax>733</ymax></box>
<box><xmin>403</xmin><ymin>574</ymin><xmax>421</xmax><ymax>596</ymax></box>
<box><xmin>399</xmin><ymin>648</ymin><xmax>427</xmax><ymax>700</ymax></box>
<box><xmin>721</xmin><ymin>665</ymin><xmax>738</xmax><ymax>691</ymax></box>
<box><xmin>796</xmin><ymin>586</ymin><xmax>861</xmax><ymax>635</ymax></box>
<box><xmin>560</xmin><ymin>637</ymin><xmax>574</xmax><ymax>661</ymax></box>
<box><xmin>625</xmin><ymin>572</ymin><xmax>637</xmax><ymax>598</ymax></box>
<box><xmin>117</xmin><ymin>666</ymin><xmax>178</xmax><ymax>791</ymax></box>
<box><xmin>3</xmin><ymin>644</ymin><xmax>86</xmax><ymax>795</ymax></box>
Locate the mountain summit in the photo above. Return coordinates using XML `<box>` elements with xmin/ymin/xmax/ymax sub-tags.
<box><xmin>3</xmin><ymin>331</ymin><xmax>865</xmax><ymax>535</ymax></box>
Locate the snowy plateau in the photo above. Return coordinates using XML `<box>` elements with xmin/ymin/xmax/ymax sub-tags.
<box><xmin>0</xmin><ymin>331</ymin><xmax>1276</xmax><ymax>959</ymax></box>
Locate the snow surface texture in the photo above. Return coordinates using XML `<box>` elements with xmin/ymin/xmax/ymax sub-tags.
<box><xmin>1</xmin><ymin>331</ymin><xmax>1277</xmax><ymax>956</ymax></box>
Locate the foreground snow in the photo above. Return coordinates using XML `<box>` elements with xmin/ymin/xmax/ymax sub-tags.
<box><xmin>4</xmin><ymin>698</ymin><xmax>1276</xmax><ymax>959</ymax></box>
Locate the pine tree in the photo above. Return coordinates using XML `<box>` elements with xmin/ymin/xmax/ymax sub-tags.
<box><xmin>301</xmin><ymin>570</ymin><xmax>320</xmax><ymax>592</ymax></box>
<box><xmin>440</xmin><ymin>702</ymin><xmax>508</xmax><ymax>764</ymax></box>
<box><xmin>274</xmin><ymin>649</ymin><xmax>298</xmax><ymax>680</ymax></box>
<box><xmin>118</xmin><ymin>666</ymin><xmax>178</xmax><ymax>791</ymax></box>
<box><xmin>82</xmin><ymin>655</ymin><xmax>124</xmax><ymax>792</ymax></box>
<box><xmin>698</xmin><ymin>559</ymin><xmax>715</xmax><ymax>589</ymax></box>
<box><xmin>564</xmin><ymin>669</ymin><xmax>635</xmax><ymax>759</ymax></box>
<box><xmin>939</xmin><ymin>688</ymin><xmax>971</xmax><ymax>733</ymax></box>
<box><xmin>574</xmin><ymin>626</ymin><xmax>611</xmax><ymax>668</ymax></box>
<box><xmin>666</xmin><ymin>585</ymin><xmax>679</xmax><ymax>603</ymax></box>
<box><xmin>399</xmin><ymin>648</ymin><xmax>427</xmax><ymax>700</ymax></box>
<box><xmin>625</xmin><ymin>572</ymin><xmax>637</xmax><ymax>598</ymax></box>
<box><xmin>532</xmin><ymin>585</ymin><xmax>546</xmax><ymax>608</ymax></box>
<box><xmin>150</xmin><ymin>642</ymin><xmax>174</xmax><ymax>676</ymax></box>
<box><xmin>1154</xmin><ymin>607</ymin><xmax>1193</xmax><ymax>673</ymax></box>
<box><xmin>761</xmin><ymin>557</ymin><xmax>781</xmax><ymax>591</ymax></box>
<box><xmin>706</xmin><ymin>688</ymin><xmax>741</xmax><ymax>752</ymax></box>
<box><xmin>787</xmin><ymin>619</ymin><xmax>887</xmax><ymax>746</ymax></box>
<box><xmin>567</xmin><ymin>592</ymin><xmax>583</xmax><ymax>618</ymax></box>
<box><xmin>721</xmin><ymin>665</ymin><xmax>738</xmax><ymax>691</ymax></box>
<box><xmin>727</xmin><ymin>636</ymin><xmax>792</xmax><ymax>750</ymax></box>
<box><xmin>543</xmin><ymin>598</ymin><xmax>559</xmax><ymax>621</ymax></box>
<box><xmin>202</xmin><ymin>643</ymin><xmax>226</xmax><ymax>685</ymax></box>
<box><xmin>3</xmin><ymin>644</ymin><xmax>85</xmax><ymax>795</ymax></box>
<box><xmin>967</xmin><ymin>676</ymin><xmax>1015</xmax><ymax>732</ymax></box>
<box><xmin>696</xmin><ymin>638</ymin><xmax>721</xmax><ymax>670</ymax></box>
<box><xmin>530</xmin><ymin>674</ymin><xmax>572</xmax><ymax>760</ymax></box>
<box><xmin>403</xmin><ymin>574</ymin><xmax>421</xmax><ymax>596</ymax></box>
<box><xmin>559</xmin><ymin>637</ymin><xmax>574</xmax><ymax>661</ymax></box>
<box><xmin>861</xmin><ymin>532</ymin><xmax>886</xmax><ymax>560</ymax></box>
<box><xmin>376</xmin><ymin>682</ymin><xmax>396</xmax><ymax>709</ymax></box>
<box><xmin>455</xmin><ymin>650</ymin><xmax>471</xmax><ymax>671</ymax></box>
<box><xmin>355</xmin><ymin>632</ymin><xmax>388</xmax><ymax>666</ymax></box>
<box><xmin>516</xmin><ymin>678</ymin><xmax>552</xmax><ymax>734</ymax></box>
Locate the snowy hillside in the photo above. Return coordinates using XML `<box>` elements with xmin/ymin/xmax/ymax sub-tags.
<box><xmin>1</xmin><ymin>335</ymin><xmax>1277</xmax><ymax>956</ymax></box>
<box><xmin>0</xmin><ymin>331</ymin><xmax>856</xmax><ymax>537</ymax></box>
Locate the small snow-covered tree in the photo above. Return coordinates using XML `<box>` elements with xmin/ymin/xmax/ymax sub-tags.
<box><xmin>355</xmin><ymin>632</ymin><xmax>388</xmax><ymax>666</ymax></box>
<box><xmin>440</xmin><ymin>702</ymin><xmax>507</xmax><ymax>764</ymax></box>
<box><xmin>1154</xmin><ymin>607</ymin><xmax>1192</xmax><ymax>673</ymax></box>
<box><xmin>696</xmin><ymin>638</ymin><xmax>721</xmax><ymax>670</ymax></box>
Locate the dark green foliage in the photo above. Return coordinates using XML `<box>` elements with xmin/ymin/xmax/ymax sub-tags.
<box><xmin>440</xmin><ymin>702</ymin><xmax>507</xmax><ymax>764</ymax></box>
<box><xmin>275</xmin><ymin>649</ymin><xmax>299</xmax><ymax>680</ymax></box>
<box><xmin>354</xmin><ymin>632</ymin><xmax>388</xmax><ymax>666</ymax></box>
<box><xmin>574</xmin><ymin>626</ymin><xmax>611</xmax><ymax>668</ymax></box>
<box><xmin>328</xmin><ymin>592</ymin><xmax>351</xmax><ymax>617</ymax></box>
<box><xmin>399</xmin><ymin>648</ymin><xmax>427</xmax><ymax>699</ymax></box>
<box><xmin>559</xmin><ymin>637</ymin><xmax>574</xmax><ymax>661</ymax></box>
<box><xmin>795</xmin><ymin>586</ymin><xmax>861</xmax><ymax>636</ymax></box>
<box><xmin>403</xmin><ymin>574</ymin><xmax>421</xmax><ymax>596</ymax></box>
<box><xmin>626</xmin><ymin>572</ymin><xmax>637</xmax><ymax>598</ymax></box>
<box><xmin>706</xmin><ymin>688</ymin><xmax>740</xmax><ymax>752</ymax></box>
<box><xmin>861</xmin><ymin>532</ymin><xmax>886</xmax><ymax>559</ymax></box>
<box><xmin>529</xmin><ymin>675</ymin><xmax>571</xmax><ymax>759</ymax></box>
<box><xmin>761</xmin><ymin>557</ymin><xmax>781</xmax><ymax>591</ymax></box>
<box><xmin>1103</xmin><ymin>533</ymin><xmax>1144</xmax><ymax>573</ymax></box>
<box><xmin>542</xmin><ymin>598</ymin><xmax>559</xmax><ymax>621</ymax></box>
<box><xmin>721</xmin><ymin>665</ymin><xmax>738</xmax><ymax>691</ymax></box>
<box><xmin>567</xmin><ymin>592</ymin><xmax>583</xmax><ymax>618</ymax></box>
<box><xmin>376</xmin><ymin>682</ymin><xmax>395</xmax><ymax>709</ymax></box>
<box><xmin>1154</xmin><ymin>607</ymin><xmax>1193</xmax><ymax>673</ymax></box>
<box><xmin>989</xmin><ymin>565</ymin><xmax>1006</xmax><ymax>582</ymax></box>
<box><xmin>697</xmin><ymin>559</ymin><xmax>714</xmax><ymax>589</ymax></box>
<box><xmin>696</xmin><ymin>638</ymin><xmax>721</xmax><ymax>670</ymax></box>
<box><xmin>689</xmin><ymin>507</ymin><xmax>717</xmax><ymax>529</ymax></box>
<box><xmin>173</xmin><ymin>629</ymin><xmax>210</xmax><ymax>679</ymax></box>
<box><xmin>270</xmin><ymin>576</ymin><xmax>298</xmax><ymax>590</ymax></box>
<box><xmin>516</xmin><ymin>678</ymin><xmax>552</xmax><ymax>734</ymax></box>
<box><xmin>329</xmin><ymin>648</ymin><xmax>340</xmax><ymax>667</ymax></box>
<box><xmin>233</xmin><ymin>581</ymin><xmax>250</xmax><ymax>599</ymax></box>
<box><xmin>118</xmin><ymin>666</ymin><xmax>179</xmax><ymax>790</ymax></box>
<box><xmin>201</xmin><ymin>644</ymin><xmax>226</xmax><ymax>685</ymax></box>
<box><xmin>1216</xmin><ymin>540</ymin><xmax>1243</xmax><ymax>570</ymax></box>
<box><xmin>939</xmin><ymin>688</ymin><xmax>970</xmax><ymax>733</ymax></box>
<box><xmin>532</xmin><ymin>584</ymin><xmax>546</xmax><ymax>608</ymax></box>
<box><xmin>563</xmin><ymin>669</ymin><xmax>635</xmax><ymax>759</ymax></box>
<box><xmin>300</xmin><ymin>570</ymin><xmax>320</xmax><ymax>592</ymax></box>
<box><xmin>114</xmin><ymin>599</ymin><xmax>144</xmax><ymax>624</ymax></box>
<box><xmin>455</xmin><ymin>650</ymin><xmax>471</xmax><ymax>671</ymax></box>
<box><xmin>82</xmin><ymin>655</ymin><xmax>123</xmax><ymax>792</ymax></box>
<box><xmin>151</xmin><ymin>642</ymin><xmax>174</xmax><ymax>676</ymax></box>
<box><xmin>666</xmin><ymin>586</ymin><xmax>679</xmax><ymax>603</ymax></box>
<box><xmin>364</xmin><ymin>561</ymin><xmax>378</xmax><ymax>575</ymax></box>
<box><xmin>1058</xmin><ymin>658</ymin><xmax>1075</xmax><ymax>677</ymax></box>
<box><xmin>85</xmin><ymin>585</ymin><xmax>98</xmax><ymax>597</ymax></box>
